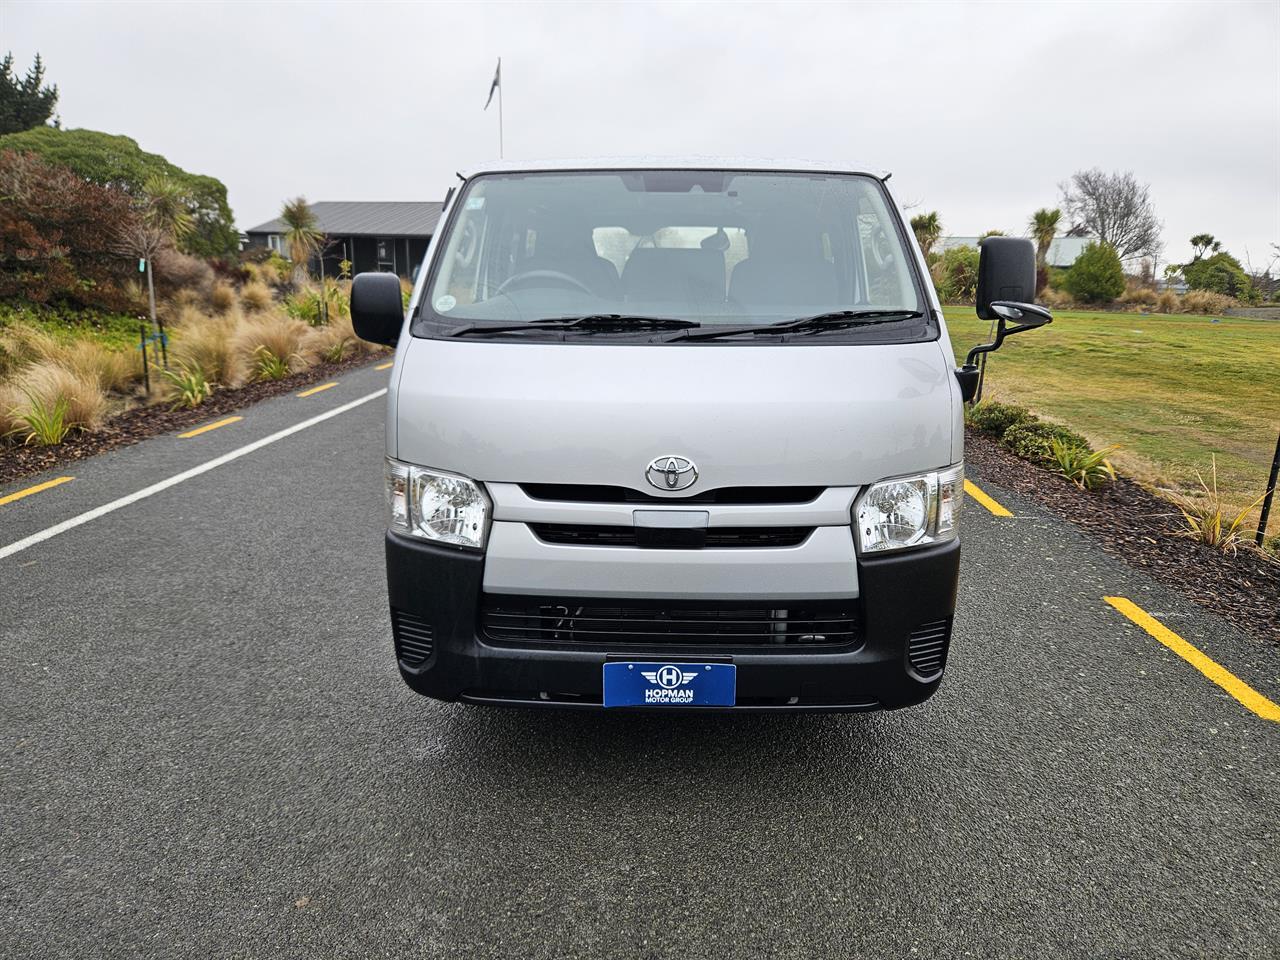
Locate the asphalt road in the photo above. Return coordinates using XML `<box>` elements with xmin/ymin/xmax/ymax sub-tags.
<box><xmin>2</xmin><ymin>360</ymin><xmax>1277</xmax><ymax>959</ymax></box>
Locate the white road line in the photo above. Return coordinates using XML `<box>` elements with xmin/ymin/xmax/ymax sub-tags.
<box><xmin>0</xmin><ymin>389</ymin><xmax>387</xmax><ymax>562</ymax></box>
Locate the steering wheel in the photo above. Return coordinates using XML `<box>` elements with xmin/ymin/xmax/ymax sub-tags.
<box><xmin>868</xmin><ymin>226</ymin><xmax>896</xmax><ymax>270</ymax></box>
<box><xmin>495</xmin><ymin>270</ymin><xmax>593</xmax><ymax>297</ymax></box>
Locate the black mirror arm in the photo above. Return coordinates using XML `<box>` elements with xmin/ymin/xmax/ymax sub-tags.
<box><xmin>954</xmin><ymin>302</ymin><xmax>1053</xmax><ymax>403</ymax></box>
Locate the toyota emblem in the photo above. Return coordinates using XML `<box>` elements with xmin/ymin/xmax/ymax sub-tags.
<box><xmin>645</xmin><ymin>455</ymin><xmax>698</xmax><ymax>491</ymax></box>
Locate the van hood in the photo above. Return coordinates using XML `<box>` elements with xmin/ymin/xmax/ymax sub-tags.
<box><xmin>391</xmin><ymin>339</ymin><xmax>959</xmax><ymax>490</ymax></box>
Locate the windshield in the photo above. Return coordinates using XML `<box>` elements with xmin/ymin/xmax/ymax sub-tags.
<box><xmin>420</xmin><ymin>170</ymin><xmax>928</xmax><ymax>341</ymax></box>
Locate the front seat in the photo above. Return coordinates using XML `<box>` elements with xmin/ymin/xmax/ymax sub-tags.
<box><xmin>621</xmin><ymin>247</ymin><xmax>726</xmax><ymax>307</ymax></box>
<box><xmin>729</xmin><ymin>231</ymin><xmax>838</xmax><ymax>310</ymax></box>
<box><xmin>522</xmin><ymin>227</ymin><xmax>620</xmax><ymax>298</ymax></box>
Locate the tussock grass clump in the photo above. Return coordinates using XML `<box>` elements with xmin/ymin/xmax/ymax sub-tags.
<box><xmin>1180</xmin><ymin>290</ymin><xmax>1235</xmax><ymax>316</ymax></box>
<box><xmin>1038</xmin><ymin>287</ymin><xmax>1073</xmax><ymax>310</ymax></box>
<box><xmin>172</xmin><ymin>307</ymin><xmax>245</xmax><ymax>387</ymax></box>
<box><xmin>233</xmin><ymin>314</ymin><xmax>312</xmax><ymax>380</ymax></box>
<box><xmin>2</xmin><ymin>361</ymin><xmax>111</xmax><ymax>440</ymax></box>
<box><xmin>1119</xmin><ymin>286</ymin><xmax>1157</xmax><ymax>307</ymax></box>
<box><xmin>208</xmin><ymin>282</ymin><xmax>237</xmax><ymax>314</ymax></box>
<box><xmin>0</xmin><ymin>322</ymin><xmax>137</xmax><ymax>393</ymax></box>
<box><xmin>240</xmin><ymin>281</ymin><xmax>274</xmax><ymax>313</ymax></box>
<box><xmin>1153</xmin><ymin>290</ymin><xmax>1180</xmax><ymax>314</ymax></box>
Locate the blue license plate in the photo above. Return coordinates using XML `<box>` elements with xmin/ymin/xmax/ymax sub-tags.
<box><xmin>602</xmin><ymin>662</ymin><xmax>736</xmax><ymax>708</ymax></box>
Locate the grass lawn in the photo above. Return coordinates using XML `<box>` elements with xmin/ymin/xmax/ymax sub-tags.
<box><xmin>944</xmin><ymin>307</ymin><xmax>1280</xmax><ymax>524</ymax></box>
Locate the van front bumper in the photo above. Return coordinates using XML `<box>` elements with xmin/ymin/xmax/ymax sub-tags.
<box><xmin>384</xmin><ymin>531</ymin><xmax>961</xmax><ymax>712</ymax></box>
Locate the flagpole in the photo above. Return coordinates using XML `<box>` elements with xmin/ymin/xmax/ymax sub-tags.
<box><xmin>498</xmin><ymin>59</ymin><xmax>504</xmax><ymax>159</ymax></box>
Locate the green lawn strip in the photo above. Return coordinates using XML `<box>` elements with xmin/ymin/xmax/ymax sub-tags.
<box><xmin>944</xmin><ymin>307</ymin><xmax>1280</xmax><ymax>521</ymax></box>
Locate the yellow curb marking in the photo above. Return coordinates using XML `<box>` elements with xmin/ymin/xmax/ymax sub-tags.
<box><xmin>1104</xmin><ymin>596</ymin><xmax>1280</xmax><ymax>723</ymax></box>
<box><xmin>178</xmin><ymin>416</ymin><xmax>242</xmax><ymax>439</ymax></box>
<box><xmin>297</xmin><ymin>382</ymin><xmax>339</xmax><ymax>398</ymax></box>
<box><xmin>964</xmin><ymin>479</ymin><xmax>1013</xmax><ymax>517</ymax></box>
<box><xmin>0</xmin><ymin>476</ymin><xmax>74</xmax><ymax>507</ymax></box>
<box><xmin>375</xmin><ymin>361</ymin><xmax>394</xmax><ymax>371</ymax></box>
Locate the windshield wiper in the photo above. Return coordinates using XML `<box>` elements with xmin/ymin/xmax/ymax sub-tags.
<box><xmin>446</xmin><ymin>315</ymin><xmax>701</xmax><ymax>337</ymax></box>
<box><xmin>673</xmin><ymin>309</ymin><xmax>926</xmax><ymax>342</ymax></box>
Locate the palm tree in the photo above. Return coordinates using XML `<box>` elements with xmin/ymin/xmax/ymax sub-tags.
<box><xmin>142</xmin><ymin>174</ymin><xmax>194</xmax><ymax>242</ymax></box>
<box><xmin>910</xmin><ymin>211</ymin><xmax>942</xmax><ymax>260</ymax></box>
<box><xmin>1030</xmin><ymin>208</ymin><xmax>1061</xmax><ymax>267</ymax></box>
<box><xmin>1030</xmin><ymin>208</ymin><xmax>1061</xmax><ymax>294</ymax></box>
<box><xmin>280</xmin><ymin>196</ymin><xmax>323</xmax><ymax>284</ymax></box>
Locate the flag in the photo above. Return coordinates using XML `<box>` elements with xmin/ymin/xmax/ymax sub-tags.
<box><xmin>484</xmin><ymin>58</ymin><xmax>501</xmax><ymax>110</ymax></box>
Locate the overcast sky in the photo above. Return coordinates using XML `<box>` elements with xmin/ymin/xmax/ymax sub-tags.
<box><xmin>5</xmin><ymin>0</ymin><xmax>1278</xmax><ymax>267</ymax></box>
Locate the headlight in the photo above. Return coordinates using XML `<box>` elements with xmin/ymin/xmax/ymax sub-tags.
<box><xmin>854</xmin><ymin>465</ymin><xmax>963</xmax><ymax>554</ymax></box>
<box><xmin>386</xmin><ymin>459</ymin><xmax>491</xmax><ymax>550</ymax></box>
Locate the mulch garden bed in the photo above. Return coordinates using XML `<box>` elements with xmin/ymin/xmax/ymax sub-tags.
<box><xmin>0</xmin><ymin>352</ymin><xmax>387</xmax><ymax>485</ymax></box>
<box><xmin>965</xmin><ymin>429</ymin><xmax>1280</xmax><ymax>646</ymax></box>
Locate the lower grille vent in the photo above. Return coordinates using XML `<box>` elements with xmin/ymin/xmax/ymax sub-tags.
<box><xmin>481</xmin><ymin>596</ymin><xmax>858</xmax><ymax>647</ymax></box>
<box><xmin>529</xmin><ymin>523</ymin><xmax>812</xmax><ymax>549</ymax></box>
<box><xmin>391</xmin><ymin>608</ymin><xmax>434</xmax><ymax>666</ymax></box>
<box><xmin>907</xmin><ymin>618</ymin><xmax>952</xmax><ymax>677</ymax></box>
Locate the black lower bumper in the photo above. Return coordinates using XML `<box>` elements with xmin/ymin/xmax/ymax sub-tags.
<box><xmin>384</xmin><ymin>532</ymin><xmax>960</xmax><ymax>712</ymax></box>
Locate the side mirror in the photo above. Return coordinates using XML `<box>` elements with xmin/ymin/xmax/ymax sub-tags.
<box><xmin>955</xmin><ymin>237</ymin><xmax>1051</xmax><ymax>402</ymax></box>
<box><xmin>351</xmin><ymin>272</ymin><xmax>404</xmax><ymax>346</ymax></box>
<box><xmin>976</xmin><ymin>236</ymin><xmax>1036</xmax><ymax>319</ymax></box>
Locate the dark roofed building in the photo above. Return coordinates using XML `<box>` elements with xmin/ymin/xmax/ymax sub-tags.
<box><xmin>244</xmin><ymin>201</ymin><xmax>445</xmax><ymax>280</ymax></box>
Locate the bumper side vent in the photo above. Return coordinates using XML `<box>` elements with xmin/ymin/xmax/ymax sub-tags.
<box><xmin>391</xmin><ymin>608</ymin><xmax>434</xmax><ymax>666</ymax></box>
<box><xmin>907</xmin><ymin>618</ymin><xmax>952</xmax><ymax>677</ymax></box>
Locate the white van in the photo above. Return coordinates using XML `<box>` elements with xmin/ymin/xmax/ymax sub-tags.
<box><xmin>352</xmin><ymin>159</ymin><xmax>1049</xmax><ymax>711</ymax></box>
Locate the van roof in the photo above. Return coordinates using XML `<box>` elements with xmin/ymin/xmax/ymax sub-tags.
<box><xmin>458</xmin><ymin>157</ymin><xmax>890</xmax><ymax>180</ymax></box>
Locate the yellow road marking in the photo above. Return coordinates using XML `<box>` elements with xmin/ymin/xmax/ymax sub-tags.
<box><xmin>297</xmin><ymin>382</ymin><xmax>339</xmax><ymax>398</ymax></box>
<box><xmin>375</xmin><ymin>361</ymin><xmax>393</xmax><ymax>371</ymax></box>
<box><xmin>0</xmin><ymin>476</ymin><xmax>74</xmax><ymax>507</ymax></box>
<box><xmin>178</xmin><ymin>416</ymin><xmax>242</xmax><ymax>439</ymax></box>
<box><xmin>964</xmin><ymin>479</ymin><xmax>1013</xmax><ymax>517</ymax></box>
<box><xmin>1104</xmin><ymin>596</ymin><xmax>1280</xmax><ymax>723</ymax></box>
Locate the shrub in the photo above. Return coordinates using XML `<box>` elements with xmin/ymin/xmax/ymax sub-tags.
<box><xmin>1002</xmin><ymin>420</ymin><xmax>1090</xmax><ymax>463</ymax></box>
<box><xmin>1180</xmin><ymin>289</ymin><xmax>1235</xmax><ymax>316</ymax></box>
<box><xmin>1183</xmin><ymin>251</ymin><xmax>1250</xmax><ymax>298</ymax></box>
<box><xmin>1049</xmin><ymin>439</ymin><xmax>1117</xmax><ymax>490</ymax></box>
<box><xmin>1064</xmin><ymin>242</ymin><xmax>1126</xmax><ymax>303</ymax></box>
<box><xmin>1172</xmin><ymin>456</ymin><xmax>1267</xmax><ymax>555</ymax></box>
<box><xmin>240</xmin><ymin>281</ymin><xmax>273</xmax><ymax>313</ymax></box>
<box><xmin>931</xmin><ymin>245</ymin><xmax>980</xmax><ymax>303</ymax></box>
<box><xmin>159</xmin><ymin>361</ymin><xmax>212</xmax><ymax>409</ymax></box>
<box><xmin>285</xmin><ymin>279</ymin><xmax>350</xmax><ymax>326</ymax></box>
<box><xmin>0</xmin><ymin>126</ymin><xmax>239</xmax><ymax>257</ymax></box>
<box><xmin>208</xmin><ymin>282</ymin><xmax>236</xmax><ymax>314</ymax></box>
<box><xmin>152</xmin><ymin>246</ymin><xmax>214</xmax><ymax>296</ymax></box>
<box><xmin>0</xmin><ymin>149</ymin><xmax>139</xmax><ymax>310</ymax></box>
<box><xmin>1154</xmin><ymin>289</ymin><xmax>1180</xmax><ymax>314</ymax></box>
<box><xmin>965</xmin><ymin>399</ymin><xmax>1033</xmax><ymax>437</ymax></box>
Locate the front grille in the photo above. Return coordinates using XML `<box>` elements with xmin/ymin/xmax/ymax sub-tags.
<box><xmin>528</xmin><ymin>523</ymin><xmax>813</xmax><ymax>549</ymax></box>
<box><xmin>520</xmin><ymin>483</ymin><xmax>822</xmax><ymax>505</ymax></box>
<box><xmin>481</xmin><ymin>596</ymin><xmax>859</xmax><ymax>647</ymax></box>
<box><xmin>391</xmin><ymin>608</ymin><xmax>434</xmax><ymax>665</ymax></box>
<box><xmin>907</xmin><ymin>618</ymin><xmax>952</xmax><ymax>677</ymax></box>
